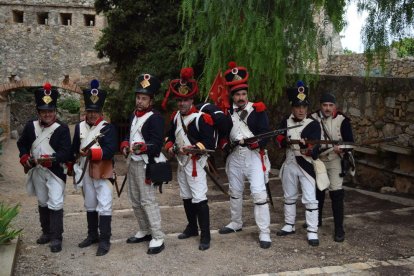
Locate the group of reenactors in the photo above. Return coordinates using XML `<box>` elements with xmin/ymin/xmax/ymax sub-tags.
<box><xmin>17</xmin><ymin>62</ymin><xmax>354</xmax><ymax>256</ymax></box>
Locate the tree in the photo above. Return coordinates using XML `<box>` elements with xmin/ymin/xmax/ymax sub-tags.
<box><xmin>391</xmin><ymin>37</ymin><xmax>414</xmax><ymax>57</ymax></box>
<box><xmin>180</xmin><ymin>0</ymin><xmax>348</xmax><ymax>103</ymax></box>
<box><xmin>359</xmin><ymin>0</ymin><xmax>414</xmax><ymax>61</ymax></box>
<box><xmin>95</xmin><ymin>0</ymin><xmax>414</xmax><ymax>109</ymax></box>
<box><xmin>94</xmin><ymin>0</ymin><xmax>182</xmax><ymax>120</ymax></box>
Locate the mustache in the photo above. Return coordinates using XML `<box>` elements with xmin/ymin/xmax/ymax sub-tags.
<box><xmin>237</xmin><ymin>100</ymin><xmax>245</xmax><ymax>104</ymax></box>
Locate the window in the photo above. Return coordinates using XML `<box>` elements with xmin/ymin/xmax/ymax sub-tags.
<box><xmin>84</xmin><ymin>14</ymin><xmax>95</xmax><ymax>26</ymax></box>
<box><xmin>60</xmin><ymin>13</ymin><xmax>72</xmax><ymax>26</ymax></box>
<box><xmin>37</xmin><ymin>12</ymin><xmax>49</xmax><ymax>25</ymax></box>
<box><xmin>12</xmin><ymin>10</ymin><xmax>24</xmax><ymax>23</ymax></box>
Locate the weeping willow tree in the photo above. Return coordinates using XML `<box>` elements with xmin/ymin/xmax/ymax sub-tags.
<box><xmin>94</xmin><ymin>0</ymin><xmax>414</xmax><ymax>111</ymax></box>
<box><xmin>180</xmin><ymin>0</ymin><xmax>414</xmax><ymax>103</ymax></box>
<box><xmin>180</xmin><ymin>0</ymin><xmax>347</xmax><ymax>103</ymax></box>
<box><xmin>358</xmin><ymin>0</ymin><xmax>414</xmax><ymax>66</ymax></box>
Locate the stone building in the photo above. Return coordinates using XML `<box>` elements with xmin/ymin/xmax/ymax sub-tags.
<box><xmin>0</xmin><ymin>0</ymin><xmax>116</xmax><ymax>87</ymax></box>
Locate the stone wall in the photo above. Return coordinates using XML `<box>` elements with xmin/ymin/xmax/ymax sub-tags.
<box><xmin>267</xmin><ymin>74</ymin><xmax>414</xmax><ymax>194</ymax></box>
<box><xmin>320</xmin><ymin>53</ymin><xmax>414</xmax><ymax>78</ymax></box>
<box><xmin>0</xmin><ymin>0</ymin><xmax>117</xmax><ymax>88</ymax></box>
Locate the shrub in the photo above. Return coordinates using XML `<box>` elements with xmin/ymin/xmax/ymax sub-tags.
<box><xmin>0</xmin><ymin>203</ymin><xmax>23</xmax><ymax>244</ymax></box>
<box><xmin>58</xmin><ymin>97</ymin><xmax>80</xmax><ymax>114</ymax></box>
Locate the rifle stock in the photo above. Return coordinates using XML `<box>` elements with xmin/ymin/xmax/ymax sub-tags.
<box><xmin>24</xmin><ymin>157</ymin><xmax>57</xmax><ymax>173</ymax></box>
<box><xmin>173</xmin><ymin>144</ymin><xmax>215</xmax><ymax>155</ymax></box>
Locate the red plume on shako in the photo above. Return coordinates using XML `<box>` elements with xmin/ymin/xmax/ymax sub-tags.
<box><xmin>162</xmin><ymin>67</ymin><xmax>199</xmax><ymax>110</ymax></box>
<box><xmin>35</xmin><ymin>82</ymin><xmax>58</xmax><ymax>110</ymax></box>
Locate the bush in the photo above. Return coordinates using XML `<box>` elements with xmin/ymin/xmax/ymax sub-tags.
<box><xmin>0</xmin><ymin>203</ymin><xmax>23</xmax><ymax>244</ymax></box>
<box><xmin>58</xmin><ymin>97</ymin><xmax>80</xmax><ymax>114</ymax></box>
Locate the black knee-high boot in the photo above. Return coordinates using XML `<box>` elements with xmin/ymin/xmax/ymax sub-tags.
<box><xmin>196</xmin><ymin>200</ymin><xmax>211</xmax><ymax>251</ymax></box>
<box><xmin>316</xmin><ymin>189</ymin><xmax>326</xmax><ymax>227</ymax></box>
<box><xmin>49</xmin><ymin>209</ymin><xmax>64</xmax><ymax>253</ymax></box>
<box><xmin>37</xmin><ymin>206</ymin><xmax>51</xmax><ymax>244</ymax></box>
<box><xmin>97</xmin><ymin>215</ymin><xmax>112</xmax><ymax>256</ymax></box>
<box><xmin>178</xmin><ymin>199</ymin><xmax>199</xmax><ymax>239</ymax></box>
<box><xmin>78</xmin><ymin>211</ymin><xmax>99</xmax><ymax>248</ymax></box>
<box><xmin>330</xmin><ymin>189</ymin><xmax>345</xmax><ymax>242</ymax></box>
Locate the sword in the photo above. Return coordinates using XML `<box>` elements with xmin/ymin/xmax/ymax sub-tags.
<box><xmin>204</xmin><ymin>159</ymin><xmax>229</xmax><ymax>196</ymax></box>
<box><xmin>265</xmin><ymin>182</ymin><xmax>276</xmax><ymax>212</ymax></box>
<box><xmin>204</xmin><ymin>164</ymin><xmax>229</xmax><ymax>196</ymax></box>
<box><xmin>117</xmin><ymin>174</ymin><xmax>127</xmax><ymax>198</ymax></box>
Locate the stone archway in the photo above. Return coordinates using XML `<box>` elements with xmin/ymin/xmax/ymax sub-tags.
<box><xmin>0</xmin><ymin>78</ymin><xmax>83</xmax><ymax>140</ymax></box>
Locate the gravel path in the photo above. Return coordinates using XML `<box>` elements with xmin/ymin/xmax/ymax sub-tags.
<box><xmin>1</xmin><ymin>138</ymin><xmax>413</xmax><ymax>275</ymax></box>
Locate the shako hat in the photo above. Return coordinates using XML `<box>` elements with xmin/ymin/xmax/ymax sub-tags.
<box><xmin>287</xmin><ymin>81</ymin><xmax>310</xmax><ymax>107</ymax></box>
<box><xmin>83</xmin><ymin>79</ymin><xmax>107</xmax><ymax>112</ymax></box>
<box><xmin>35</xmin><ymin>82</ymin><xmax>58</xmax><ymax>110</ymax></box>
<box><xmin>161</xmin><ymin>67</ymin><xmax>199</xmax><ymax>110</ymax></box>
<box><xmin>224</xmin><ymin>61</ymin><xmax>249</xmax><ymax>95</ymax></box>
<box><xmin>135</xmin><ymin>74</ymin><xmax>161</xmax><ymax>96</ymax></box>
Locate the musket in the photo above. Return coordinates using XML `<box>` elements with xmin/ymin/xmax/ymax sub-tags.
<box><xmin>230</xmin><ymin>125</ymin><xmax>302</xmax><ymax>148</ymax></box>
<box><xmin>124</xmin><ymin>143</ymin><xmax>154</xmax><ymax>157</ymax></box>
<box><xmin>75</xmin><ymin>128</ymin><xmax>110</xmax><ymax>185</ymax></box>
<box><xmin>287</xmin><ymin>135</ymin><xmax>399</xmax><ymax>147</ymax></box>
<box><xmin>24</xmin><ymin>156</ymin><xmax>57</xmax><ymax>174</ymax></box>
<box><xmin>173</xmin><ymin>144</ymin><xmax>215</xmax><ymax>155</ymax></box>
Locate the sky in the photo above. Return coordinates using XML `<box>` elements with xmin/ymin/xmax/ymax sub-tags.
<box><xmin>340</xmin><ymin>3</ymin><xmax>367</xmax><ymax>53</ymax></box>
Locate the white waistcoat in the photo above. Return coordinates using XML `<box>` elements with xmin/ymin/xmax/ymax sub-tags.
<box><xmin>130</xmin><ymin>112</ymin><xmax>153</xmax><ymax>162</ymax></box>
<box><xmin>229</xmin><ymin>102</ymin><xmax>254</xmax><ymax>142</ymax></box>
<box><xmin>31</xmin><ymin>120</ymin><xmax>60</xmax><ymax>159</ymax></box>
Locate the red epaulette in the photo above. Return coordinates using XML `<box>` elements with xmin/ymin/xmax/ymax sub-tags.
<box><xmin>202</xmin><ymin>113</ymin><xmax>214</xmax><ymax>126</ymax></box>
<box><xmin>253</xmin><ymin>102</ymin><xmax>266</xmax><ymax>112</ymax></box>
<box><xmin>170</xmin><ymin>111</ymin><xmax>177</xmax><ymax>122</ymax></box>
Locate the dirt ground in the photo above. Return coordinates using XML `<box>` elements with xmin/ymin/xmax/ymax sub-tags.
<box><xmin>1</xmin><ymin>138</ymin><xmax>414</xmax><ymax>276</ymax></box>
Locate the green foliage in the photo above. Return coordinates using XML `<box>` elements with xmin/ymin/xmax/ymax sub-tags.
<box><xmin>11</xmin><ymin>88</ymin><xmax>35</xmax><ymax>102</ymax></box>
<box><xmin>343</xmin><ymin>48</ymin><xmax>356</xmax><ymax>55</ymax></box>
<box><xmin>180</xmin><ymin>0</ymin><xmax>347</xmax><ymax>103</ymax></box>
<box><xmin>94</xmin><ymin>0</ymin><xmax>182</xmax><ymax>119</ymax></box>
<box><xmin>103</xmin><ymin>86</ymin><xmax>134</xmax><ymax>122</ymax></box>
<box><xmin>391</xmin><ymin>37</ymin><xmax>414</xmax><ymax>57</ymax></box>
<box><xmin>94</xmin><ymin>0</ymin><xmax>414</xmax><ymax>109</ymax></box>
<box><xmin>0</xmin><ymin>203</ymin><xmax>22</xmax><ymax>244</ymax></box>
<box><xmin>58</xmin><ymin>97</ymin><xmax>80</xmax><ymax>114</ymax></box>
<box><xmin>359</xmin><ymin>0</ymin><xmax>414</xmax><ymax>64</ymax></box>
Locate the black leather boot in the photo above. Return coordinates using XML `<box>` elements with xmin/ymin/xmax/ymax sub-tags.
<box><xmin>316</xmin><ymin>188</ymin><xmax>326</xmax><ymax>227</ymax></box>
<box><xmin>196</xmin><ymin>200</ymin><xmax>211</xmax><ymax>251</ymax></box>
<box><xmin>96</xmin><ymin>215</ymin><xmax>111</xmax><ymax>256</ymax></box>
<box><xmin>49</xmin><ymin>209</ymin><xmax>64</xmax><ymax>253</ymax></box>
<box><xmin>78</xmin><ymin>211</ymin><xmax>99</xmax><ymax>248</ymax></box>
<box><xmin>178</xmin><ymin>199</ymin><xmax>199</xmax><ymax>239</ymax></box>
<box><xmin>37</xmin><ymin>206</ymin><xmax>51</xmax><ymax>244</ymax></box>
<box><xmin>330</xmin><ymin>189</ymin><xmax>345</xmax><ymax>242</ymax></box>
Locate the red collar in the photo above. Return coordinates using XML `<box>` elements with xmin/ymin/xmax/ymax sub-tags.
<box><xmin>135</xmin><ymin>107</ymin><xmax>153</xmax><ymax>117</ymax></box>
<box><xmin>181</xmin><ymin>105</ymin><xmax>197</xmax><ymax>116</ymax></box>
<box><xmin>87</xmin><ymin>116</ymin><xmax>104</xmax><ymax>127</ymax></box>
<box><xmin>94</xmin><ymin>116</ymin><xmax>104</xmax><ymax>126</ymax></box>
